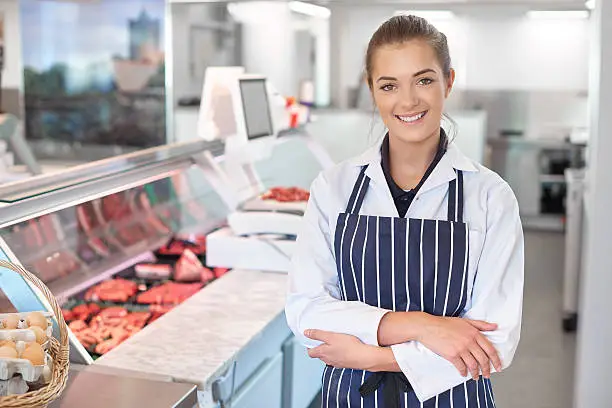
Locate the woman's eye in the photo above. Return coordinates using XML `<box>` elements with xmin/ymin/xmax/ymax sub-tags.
<box><xmin>380</xmin><ymin>84</ymin><xmax>396</xmax><ymax>92</ymax></box>
<box><xmin>418</xmin><ymin>78</ymin><xmax>434</xmax><ymax>86</ymax></box>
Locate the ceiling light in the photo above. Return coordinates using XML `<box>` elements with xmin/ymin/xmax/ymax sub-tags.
<box><xmin>526</xmin><ymin>10</ymin><xmax>590</xmax><ymax>19</ymax></box>
<box><xmin>289</xmin><ymin>1</ymin><xmax>331</xmax><ymax>19</ymax></box>
<box><xmin>394</xmin><ymin>10</ymin><xmax>455</xmax><ymax>20</ymax></box>
<box><xmin>585</xmin><ymin>0</ymin><xmax>595</xmax><ymax>10</ymax></box>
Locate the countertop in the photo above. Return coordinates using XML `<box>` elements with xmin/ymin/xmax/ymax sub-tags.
<box><xmin>95</xmin><ymin>269</ymin><xmax>289</xmax><ymax>390</ymax></box>
<box><xmin>49</xmin><ymin>366</ymin><xmax>198</xmax><ymax>408</ymax></box>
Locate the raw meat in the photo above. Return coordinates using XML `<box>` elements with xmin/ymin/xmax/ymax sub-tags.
<box><xmin>97</xmin><ymin>307</ymin><xmax>128</xmax><ymax>320</ymax></box>
<box><xmin>94</xmin><ymin>338</ymin><xmax>122</xmax><ymax>355</ymax></box>
<box><xmin>66</xmin><ymin>304</ymin><xmax>151</xmax><ymax>355</ymax></box>
<box><xmin>213</xmin><ymin>268</ymin><xmax>230</xmax><ymax>279</ymax></box>
<box><xmin>68</xmin><ymin>320</ymin><xmax>88</xmax><ymax>333</ymax></box>
<box><xmin>136</xmin><ymin>282</ymin><xmax>202</xmax><ymax>305</ymax></box>
<box><xmin>158</xmin><ymin>238</ymin><xmax>206</xmax><ymax>256</ymax></box>
<box><xmin>38</xmin><ymin>215</ymin><xmax>59</xmax><ymax>244</ymax></box>
<box><xmin>76</xmin><ymin>204</ymin><xmax>100</xmax><ymax>233</ymax></box>
<box><xmin>138</xmin><ymin>193</ymin><xmax>171</xmax><ymax>234</ymax></box>
<box><xmin>62</xmin><ymin>309</ymin><xmax>74</xmax><ymax>321</ymax></box>
<box><xmin>72</xmin><ymin>304</ymin><xmax>93</xmax><ymax>321</ymax></box>
<box><xmin>147</xmin><ymin>304</ymin><xmax>175</xmax><ymax>324</ymax></box>
<box><xmin>124</xmin><ymin>312</ymin><xmax>151</xmax><ymax>330</ymax></box>
<box><xmin>135</xmin><ymin>264</ymin><xmax>172</xmax><ymax>280</ymax></box>
<box><xmin>200</xmin><ymin>267</ymin><xmax>215</xmax><ymax>283</ymax></box>
<box><xmin>88</xmin><ymin>303</ymin><xmax>101</xmax><ymax>315</ymax></box>
<box><xmin>100</xmin><ymin>194</ymin><xmax>131</xmax><ymax>222</ymax></box>
<box><xmin>174</xmin><ymin>249</ymin><xmax>205</xmax><ymax>282</ymax></box>
<box><xmin>261</xmin><ymin>186</ymin><xmax>310</xmax><ymax>202</ymax></box>
<box><xmin>88</xmin><ymin>237</ymin><xmax>110</xmax><ymax>257</ymax></box>
<box><xmin>85</xmin><ymin>279</ymin><xmax>138</xmax><ymax>303</ymax></box>
<box><xmin>27</xmin><ymin>220</ymin><xmax>44</xmax><ymax>247</ymax></box>
<box><xmin>148</xmin><ymin>304</ymin><xmax>174</xmax><ymax>314</ymax></box>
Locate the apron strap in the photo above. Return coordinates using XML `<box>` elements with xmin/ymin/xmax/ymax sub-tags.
<box><xmin>345</xmin><ymin>165</ymin><xmax>370</xmax><ymax>214</ymax></box>
<box><xmin>359</xmin><ymin>372</ymin><xmax>412</xmax><ymax>408</ymax></box>
<box><xmin>447</xmin><ymin>170</ymin><xmax>464</xmax><ymax>222</ymax></box>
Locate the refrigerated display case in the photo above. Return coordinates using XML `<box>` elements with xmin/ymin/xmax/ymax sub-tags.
<box><xmin>0</xmin><ymin>133</ymin><xmax>327</xmax><ymax>408</ymax></box>
<box><xmin>0</xmin><ymin>139</ymin><xmax>229</xmax><ymax>364</ymax></box>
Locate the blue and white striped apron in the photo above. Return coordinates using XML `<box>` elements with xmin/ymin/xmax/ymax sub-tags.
<box><xmin>321</xmin><ymin>165</ymin><xmax>497</xmax><ymax>408</ymax></box>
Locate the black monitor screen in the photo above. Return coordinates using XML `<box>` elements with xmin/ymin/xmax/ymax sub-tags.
<box><xmin>239</xmin><ymin>78</ymin><xmax>274</xmax><ymax>140</ymax></box>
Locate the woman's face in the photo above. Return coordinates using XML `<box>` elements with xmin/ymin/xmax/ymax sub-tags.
<box><xmin>370</xmin><ymin>40</ymin><xmax>454</xmax><ymax>145</ymax></box>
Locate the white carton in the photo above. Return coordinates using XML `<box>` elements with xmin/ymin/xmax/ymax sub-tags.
<box><xmin>0</xmin><ymin>312</ymin><xmax>54</xmax><ymax>344</ymax></box>
<box><xmin>0</xmin><ymin>353</ymin><xmax>49</xmax><ymax>382</ymax></box>
<box><xmin>0</xmin><ymin>312</ymin><xmax>54</xmax><ymax>382</ymax></box>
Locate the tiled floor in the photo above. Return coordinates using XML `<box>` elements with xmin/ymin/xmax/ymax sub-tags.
<box><xmin>309</xmin><ymin>230</ymin><xmax>576</xmax><ymax>408</ymax></box>
<box><xmin>493</xmin><ymin>230</ymin><xmax>576</xmax><ymax>408</ymax></box>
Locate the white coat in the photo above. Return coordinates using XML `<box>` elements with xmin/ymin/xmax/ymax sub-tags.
<box><xmin>285</xmin><ymin>138</ymin><xmax>525</xmax><ymax>402</ymax></box>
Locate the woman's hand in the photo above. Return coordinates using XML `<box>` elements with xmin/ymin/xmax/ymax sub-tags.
<box><xmin>305</xmin><ymin>329</ymin><xmax>400</xmax><ymax>372</ymax></box>
<box><xmin>417</xmin><ymin>316</ymin><xmax>502</xmax><ymax>380</ymax></box>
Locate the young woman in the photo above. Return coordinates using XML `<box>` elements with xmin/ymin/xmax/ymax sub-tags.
<box><xmin>286</xmin><ymin>15</ymin><xmax>524</xmax><ymax>408</ymax></box>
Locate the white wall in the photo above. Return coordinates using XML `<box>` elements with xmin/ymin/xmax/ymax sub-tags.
<box><xmin>329</xmin><ymin>5</ymin><xmax>590</xmax><ymax>107</ymax></box>
<box><xmin>236</xmin><ymin>2</ymin><xmax>296</xmax><ymax>96</ymax></box>
<box><xmin>0</xmin><ymin>0</ymin><xmax>23</xmax><ymax>89</ymax></box>
<box><xmin>464</xmin><ymin>17</ymin><xmax>589</xmax><ymax>91</ymax></box>
<box><xmin>575</xmin><ymin>0</ymin><xmax>612</xmax><ymax>405</ymax></box>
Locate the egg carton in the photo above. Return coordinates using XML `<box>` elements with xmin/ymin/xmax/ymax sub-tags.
<box><xmin>0</xmin><ymin>375</ymin><xmax>29</xmax><ymax>397</ymax></box>
<box><xmin>0</xmin><ymin>351</ymin><xmax>51</xmax><ymax>382</ymax></box>
<box><xmin>0</xmin><ymin>312</ymin><xmax>53</xmax><ymax>343</ymax></box>
<box><xmin>0</xmin><ymin>311</ymin><xmax>54</xmax><ymax>325</ymax></box>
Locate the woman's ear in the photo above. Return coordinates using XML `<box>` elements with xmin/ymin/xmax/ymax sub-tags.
<box><xmin>445</xmin><ymin>69</ymin><xmax>456</xmax><ymax>98</ymax></box>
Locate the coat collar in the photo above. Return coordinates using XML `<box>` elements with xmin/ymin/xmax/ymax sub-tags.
<box><xmin>349</xmin><ymin>136</ymin><xmax>479</xmax><ymax>197</ymax></box>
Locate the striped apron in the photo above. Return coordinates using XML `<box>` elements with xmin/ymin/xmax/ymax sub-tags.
<box><xmin>321</xmin><ymin>165</ymin><xmax>497</xmax><ymax>408</ymax></box>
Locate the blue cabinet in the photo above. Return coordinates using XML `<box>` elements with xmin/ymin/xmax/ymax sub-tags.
<box><xmin>212</xmin><ymin>313</ymin><xmax>322</xmax><ymax>408</ymax></box>
<box><xmin>232</xmin><ymin>351</ymin><xmax>284</xmax><ymax>408</ymax></box>
<box><xmin>282</xmin><ymin>335</ymin><xmax>324</xmax><ymax>408</ymax></box>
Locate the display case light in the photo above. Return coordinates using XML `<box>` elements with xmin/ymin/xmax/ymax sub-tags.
<box><xmin>585</xmin><ymin>0</ymin><xmax>595</xmax><ymax>10</ymax></box>
<box><xmin>526</xmin><ymin>10</ymin><xmax>590</xmax><ymax>19</ymax></box>
<box><xmin>288</xmin><ymin>1</ymin><xmax>331</xmax><ymax>19</ymax></box>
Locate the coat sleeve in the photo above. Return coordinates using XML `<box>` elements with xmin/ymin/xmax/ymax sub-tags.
<box><xmin>285</xmin><ymin>172</ymin><xmax>389</xmax><ymax>348</ymax></box>
<box><xmin>391</xmin><ymin>181</ymin><xmax>525</xmax><ymax>402</ymax></box>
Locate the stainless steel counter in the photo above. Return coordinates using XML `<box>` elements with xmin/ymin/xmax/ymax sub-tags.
<box><xmin>49</xmin><ymin>366</ymin><xmax>198</xmax><ymax>408</ymax></box>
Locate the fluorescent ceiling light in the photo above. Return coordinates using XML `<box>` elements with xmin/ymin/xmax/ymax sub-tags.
<box><xmin>394</xmin><ymin>10</ymin><xmax>455</xmax><ymax>20</ymax></box>
<box><xmin>289</xmin><ymin>1</ymin><xmax>331</xmax><ymax>19</ymax></box>
<box><xmin>585</xmin><ymin>0</ymin><xmax>595</xmax><ymax>10</ymax></box>
<box><xmin>526</xmin><ymin>10</ymin><xmax>590</xmax><ymax>19</ymax></box>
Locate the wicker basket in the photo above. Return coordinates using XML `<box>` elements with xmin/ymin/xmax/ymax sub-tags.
<box><xmin>0</xmin><ymin>260</ymin><xmax>70</xmax><ymax>408</ymax></box>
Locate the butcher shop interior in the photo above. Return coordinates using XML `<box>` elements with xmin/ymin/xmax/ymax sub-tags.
<box><xmin>1</xmin><ymin>0</ymin><xmax>612</xmax><ymax>407</ymax></box>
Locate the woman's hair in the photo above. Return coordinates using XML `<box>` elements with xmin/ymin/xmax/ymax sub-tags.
<box><xmin>365</xmin><ymin>14</ymin><xmax>452</xmax><ymax>89</ymax></box>
<box><xmin>365</xmin><ymin>15</ymin><xmax>457</xmax><ymax>141</ymax></box>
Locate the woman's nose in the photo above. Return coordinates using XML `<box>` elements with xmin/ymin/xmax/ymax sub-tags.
<box><xmin>399</xmin><ymin>86</ymin><xmax>419</xmax><ymax>108</ymax></box>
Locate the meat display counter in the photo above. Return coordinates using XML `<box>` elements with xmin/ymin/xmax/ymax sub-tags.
<box><xmin>0</xmin><ymin>135</ymin><xmax>326</xmax><ymax>408</ymax></box>
<box><xmin>0</xmin><ymin>139</ymin><xmax>230</xmax><ymax>364</ymax></box>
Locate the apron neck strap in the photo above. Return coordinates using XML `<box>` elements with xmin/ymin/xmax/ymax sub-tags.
<box><xmin>447</xmin><ymin>169</ymin><xmax>464</xmax><ymax>223</ymax></box>
<box><xmin>346</xmin><ymin>166</ymin><xmax>465</xmax><ymax>221</ymax></box>
<box><xmin>345</xmin><ymin>165</ymin><xmax>370</xmax><ymax>214</ymax></box>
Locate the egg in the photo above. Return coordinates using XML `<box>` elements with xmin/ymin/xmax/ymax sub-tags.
<box><xmin>20</xmin><ymin>343</ymin><xmax>45</xmax><ymax>365</ymax></box>
<box><xmin>0</xmin><ymin>346</ymin><xmax>18</xmax><ymax>359</ymax></box>
<box><xmin>29</xmin><ymin>326</ymin><xmax>47</xmax><ymax>345</ymax></box>
<box><xmin>0</xmin><ymin>340</ymin><xmax>16</xmax><ymax>349</ymax></box>
<box><xmin>2</xmin><ymin>315</ymin><xmax>19</xmax><ymax>330</ymax></box>
<box><xmin>26</xmin><ymin>312</ymin><xmax>48</xmax><ymax>330</ymax></box>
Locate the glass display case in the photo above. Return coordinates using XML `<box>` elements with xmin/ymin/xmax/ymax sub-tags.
<box><xmin>0</xmin><ymin>132</ymin><xmax>329</xmax><ymax>365</ymax></box>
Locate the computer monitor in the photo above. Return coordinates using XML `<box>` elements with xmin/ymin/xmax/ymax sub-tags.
<box><xmin>196</xmin><ymin>70</ymin><xmax>279</xmax><ymax>208</ymax></box>
<box><xmin>223</xmin><ymin>74</ymin><xmax>278</xmax><ymax>163</ymax></box>
<box><xmin>239</xmin><ymin>77</ymin><xmax>275</xmax><ymax>141</ymax></box>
